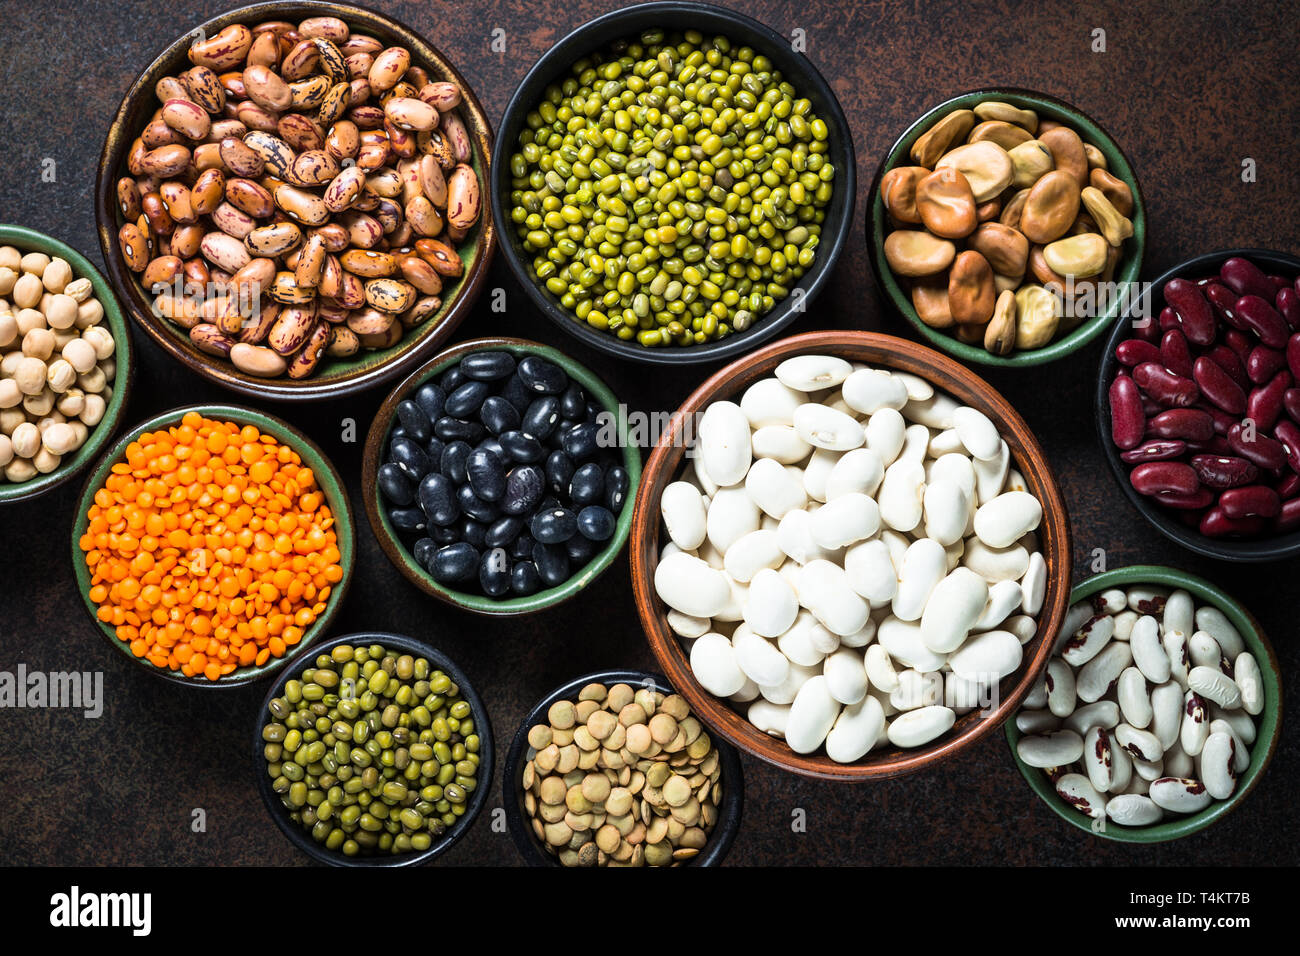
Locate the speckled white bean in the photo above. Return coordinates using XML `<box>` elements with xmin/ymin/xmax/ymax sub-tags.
<box><xmin>1077</xmin><ymin>641</ymin><xmax>1132</xmax><ymax>703</ymax></box>
<box><xmin>1163</xmin><ymin>589</ymin><xmax>1195</xmax><ymax>640</ymax></box>
<box><xmin>1188</xmin><ymin>631</ymin><xmax>1222</xmax><ymax>670</ymax></box>
<box><xmin>1117</xmin><ymin>667</ymin><xmax>1151</xmax><ymax>728</ymax></box>
<box><xmin>1199</xmin><ymin>731</ymin><xmax>1237</xmax><ymax>799</ymax></box>
<box><xmin>1017</xmin><ymin>709</ymin><xmax>1059</xmax><ymax>734</ymax></box>
<box><xmin>1046</xmin><ymin>658</ymin><xmax>1076</xmax><ymax>717</ymax></box>
<box><xmin>1188</xmin><ymin>666</ymin><xmax>1242</xmax><ymax>710</ymax></box>
<box><xmin>1116</xmin><ymin>722</ymin><xmax>1163</xmax><ymax>762</ymax></box>
<box><xmin>1195</xmin><ymin>606</ymin><xmax>1245</xmax><ymax>659</ymax></box>
<box><xmin>1129</xmin><ymin>615</ymin><xmax>1170</xmax><ymax>683</ymax></box>
<box><xmin>1083</xmin><ymin>726</ymin><xmax>1114</xmax><ymax>792</ymax></box>
<box><xmin>1149</xmin><ymin>777</ymin><xmax>1212</xmax><ymax>813</ymax></box>
<box><xmin>1061</xmin><ymin>612</ymin><xmax>1115</xmax><ymax>668</ymax></box>
<box><xmin>1063</xmin><ymin>700</ymin><xmax>1120</xmax><ymax>736</ymax></box>
<box><xmin>1150</xmin><ymin>681</ymin><xmax>1184</xmax><ymax>750</ymax></box>
<box><xmin>1054</xmin><ymin>773</ymin><xmax>1106</xmax><ymax>819</ymax></box>
<box><xmin>1234</xmin><ymin>652</ymin><xmax>1263</xmax><ymax>716</ymax></box>
<box><xmin>1018</xmin><ymin>730</ymin><xmax>1084</xmax><ymax>768</ymax></box>
<box><xmin>1164</xmin><ymin>629</ymin><xmax>1190</xmax><ymax>690</ymax></box>
<box><xmin>1106</xmin><ymin>793</ymin><xmax>1162</xmax><ymax>826</ymax></box>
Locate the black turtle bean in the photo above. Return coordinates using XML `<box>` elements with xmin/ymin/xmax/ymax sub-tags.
<box><xmin>440</xmin><ymin>441</ymin><xmax>472</xmax><ymax>484</ymax></box>
<box><xmin>461</xmin><ymin>518</ymin><xmax>487</xmax><ymax>550</ymax></box>
<box><xmin>414</xmin><ymin>382</ymin><xmax>445</xmax><ymax>422</ymax></box>
<box><xmin>466</xmin><ymin>449</ymin><xmax>506</xmax><ymax>502</ymax></box>
<box><xmin>431</xmin><ymin>524</ymin><xmax>460</xmax><ymax>544</ymax></box>
<box><xmin>565</xmin><ymin>532</ymin><xmax>599</xmax><ymax>564</ymax></box>
<box><xmin>501</xmin><ymin>374</ymin><xmax>532</xmax><ymax>414</ymax></box>
<box><xmin>377</xmin><ymin>462</ymin><xmax>414</xmax><ymax>506</ymax></box>
<box><xmin>439</xmin><ymin>365</ymin><xmax>466</xmax><ymax>392</ymax></box>
<box><xmin>417</xmin><ymin>472</ymin><xmax>460</xmax><ymax>526</ymax></box>
<box><xmin>532</xmin><ymin>542</ymin><xmax>570</xmax><ymax>586</ymax></box>
<box><xmin>445</xmin><ymin>380</ymin><xmax>491</xmax><ymax>418</ymax></box>
<box><xmin>479</xmin><ymin>396</ymin><xmax>520</xmax><ymax>435</ymax></box>
<box><xmin>605</xmin><ymin>465</ymin><xmax>630</xmax><ymax>513</ymax></box>
<box><xmin>388</xmin><ymin>436</ymin><xmax>429</xmax><ymax>480</ymax></box>
<box><xmin>460</xmin><ymin>350</ymin><xmax>516</xmax><ymax>381</ymax></box>
<box><xmin>560</xmin><ymin>382</ymin><xmax>587</xmax><ymax>419</ymax></box>
<box><xmin>511</xmin><ymin>560</ymin><xmax>541</xmax><ymax>596</ymax></box>
<box><xmin>388</xmin><ymin>506</ymin><xmax>427</xmax><ymax>533</ymax></box>
<box><xmin>502</xmin><ymin>464</ymin><xmax>545</xmax><ymax>515</ymax></box>
<box><xmin>457</xmin><ymin>483</ymin><xmax>499</xmax><ymax>523</ymax></box>
<box><xmin>499</xmin><ymin>430</ymin><xmax>544</xmax><ymax>463</ymax></box>
<box><xmin>512</xmin><ymin>533</ymin><xmax>535</xmax><ymax>560</ymax></box>
<box><xmin>412</xmin><ymin>537</ymin><xmax>437</xmax><ymax>568</ymax></box>
<box><xmin>561</xmin><ymin>422</ymin><xmax>600</xmax><ymax>461</ymax></box>
<box><xmin>430</xmin><ymin>542</ymin><xmax>478</xmax><ymax>584</ymax></box>
<box><xmin>545</xmin><ymin>450</ymin><xmax>575</xmax><ymax>496</ymax></box>
<box><xmin>531</xmin><ymin>507</ymin><xmax>578</xmax><ymax>544</ymax></box>
<box><xmin>485</xmin><ymin>515</ymin><xmax>523</xmax><ymax>548</ymax></box>
<box><xmin>424</xmin><ymin>435</ymin><xmax>446</xmax><ymax>463</ymax></box>
<box><xmin>521</xmin><ymin>395</ymin><xmax>561</xmax><ymax>440</ymax></box>
<box><xmin>396</xmin><ymin>400</ymin><xmax>432</xmax><ymax>443</ymax></box>
<box><xmin>479</xmin><ymin>547</ymin><xmax>512</xmax><ymax>597</ymax></box>
<box><xmin>577</xmin><ymin>505</ymin><xmax>616</xmax><ymax>541</ymax></box>
<box><xmin>434</xmin><ymin>416</ymin><xmax>484</xmax><ymax>443</ymax></box>
<box><xmin>568</xmin><ymin>462</ymin><xmax>604</xmax><ymax>506</ymax></box>
<box><xmin>517</xmin><ymin>355</ymin><xmax>567</xmax><ymax>394</ymax></box>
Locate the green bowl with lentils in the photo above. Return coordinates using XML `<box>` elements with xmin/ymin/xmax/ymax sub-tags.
<box><xmin>253</xmin><ymin>632</ymin><xmax>494</xmax><ymax>866</ymax></box>
<box><xmin>491</xmin><ymin>1</ymin><xmax>855</xmax><ymax>364</ymax></box>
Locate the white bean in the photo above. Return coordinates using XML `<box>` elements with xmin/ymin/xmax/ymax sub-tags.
<box><xmin>800</xmin><ymin>447</ymin><xmax>839</xmax><ymax>502</ymax></box>
<box><xmin>793</xmin><ymin>403</ymin><xmax>864</xmax><ymax>451</ymax></box>
<box><xmin>951</xmin><ymin>405</ymin><xmax>1001</xmax><ymax>460</ymax></box>
<box><xmin>733</xmin><ymin>621</ymin><xmax>791</xmax><ymax>685</ymax></box>
<box><xmin>825</xmin><ymin>447</ymin><xmax>884</xmax><ymax>500</ymax></box>
<box><xmin>919</xmin><ymin>567</ymin><xmax>989</xmax><ymax>653</ymax></box>
<box><xmin>748</xmin><ymin>698</ymin><xmax>791</xmax><ymax>736</ymax></box>
<box><xmin>890</xmin><ymin>669</ymin><xmax>943</xmax><ymax>710</ymax></box>
<box><xmin>823</xmin><ymin>647</ymin><xmax>869</xmax><ymax>705</ymax></box>
<box><xmin>655</xmin><ymin>552</ymin><xmax>730</xmax><ymax>617</ymax></box>
<box><xmin>751</xmin><ymin>424</ymin><xmax>812</xmax><ymax>463</ymax></box>
<box><xmin>886</xmin><ymin>705</ymin><xmax>955</xmax><ymax>747</ymax></box>
<box><xmin>744</xmin><ymin>457</ymin><xmax>808</xmax><ymax>520</ymax></box>
<box><xmin>1020</xmin><ymin>551</ymin><xmax>1047</xmax><ymax>615</ymax></box>
<box><xmin>775</xmin><ymin>354</ymin><xmax>851</xmax><ymax>392</ymax></box>
<box><xmin>758</xmin><ymin>661</ymin><xmax>819</xmax><ymax>705</ymax></box>
<box><xmin>1076</xmin><ymin>641</ymin><xmax>1132</xmax><ymax>703</ymax></box>
<box><xmin>689</xmin><ymin>632</ymin><xmax>747</xmax><ymax>696</ymax></box>
<box><xmin>785</xmin><ymin>675</ymin><xmax>842</xmax><ymax>753</ymax></box>
<box><xmin>797</xmin><ymin>559</ymin><xmax>869</xmax><ymax>637</ymax></box>
<box><xmin>698</xmin><ymin>400</ymin><xmax>752</xmax><ymax>487</ymax></box>
<box><xmin>975</xmin><ymin>579</ymin><xmax>1022</xmax><ymax>630</ymax></box>
<box><xmin>901</xmin><ymin>391</ymin><xmax>958</xmax><ymax>428</ymax></box>
<box><xmin>660</xmin><ymin>481</ymin><xmax>707</xmax><ymax>550</ymax></box>
<box><xmin>864</xmin><ymin>643</ymin><xmax>900</xmax><ymax>693</ymax></box>
<box><xmin>971</xmin><ymin>439</ymin><xmax>1010</xmax><ymax>503</ymax></box>
<box><xmin>742</xmin><ymin>568</ymin><xmax>798</xmax><ymax>639</ymax></box>
<box><xmin>973</xmin><ymin>491</ymin><xmax>1042</xmax><ymax>549</ymax></box>
<box><xmin>809</xmin><ymin>493</ymin><xmax>880</xmax><ymax>549</ymax></box>
<box><xmin>776</xmin><ymin>610</ymin><xmax>835</xmax><ymax>666</ymax></box>
<box><xmin>723</xmin><ymin>529</ymin><xmax>783</xmax><ymax>583</ymax></box>
<box><xmin>842</xmin><ymin>367</ymin><xmax>908</xmax><ymax>414</ymax></box>
<box><xmin>825</xmin><ymin>694</ymin><xmax>885</xmax><ymax>762</ymax></box>
<box><xmin>962</xmin><ymin>539</ymin><xmax>1029</xmax><ymax>582</ymax></box>
<box><xmin>667</xmin><ymin>609</ymin><xmax>711</xmax><ymax>639</ymax></box>
<box><xmin>705</xmin><ymin>487</ymin><xmax>760</xmax><ymax>553</ymax></box>
<box><xmin>891</xmin><ymin>538</ymin><xmax>947</xmax><ymax>622</ymax></box>
<box><xmin>949</xmin><ymin>629</ymin><xmax>1022</xmax><ymax>682</ymax></box>
<box><xmin>922</xmin><ymin>478</ymin><xmax>969</xmax><ymax>546</ymax></box>
<box><xmin>864</xmin><ymin>407</ymin><xmax>906</xmax><ymax>465</ymax></box>
<box><xmin>878</xmin><ymin>615</ymin><xmax>948</xmax><ymax>672</ymax></box>
<box><xmin>740</xmin><ymin>377</ymin><xmax>802</xmax><ymax>427</ymax></box>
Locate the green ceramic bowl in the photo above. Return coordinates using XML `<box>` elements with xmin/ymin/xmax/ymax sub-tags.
<box><xmin>71</xmin><ymin>404</ymin><xmax>355</xmax><ymax>688</ymax></box>
<box><xmin>0</xmin><ymin>224</ymin><xmax>135</xmax><ymax>505</ymax></box>
<box><xmin>866</xmin><ymin>88</ymin><xmax>1147</xmax><ymax>367</ymax></box>
<box><xmin>1005</xmin><ymin>565</ymin><xmax>1282</xmax><ymax>843</ymax></box>
<box><xmin>363</xmin><ymin>337</ymin><xmax>642</xmax><ymax>616</ymax></box>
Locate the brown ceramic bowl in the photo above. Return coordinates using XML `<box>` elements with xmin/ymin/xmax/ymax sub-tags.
<box><xmin>94</xmin><ymin>1</ymin><xmax>496</xmax><ymax>403</ymax></box>
<box><xmin>630</xmin><ymin>330</ymin><xmax>1073</xmax><ymax>781</ymax></box>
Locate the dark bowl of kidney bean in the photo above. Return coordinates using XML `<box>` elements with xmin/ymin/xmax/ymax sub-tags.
<box><xmin>363</xmin><ymin>336</ymin><xmax>642</xmax><ymax>615</ymax></box>
<box><xmin>1097</xmin><ymin>249</ymin><xmax>1300</xmax><ymax>561</ymax></box>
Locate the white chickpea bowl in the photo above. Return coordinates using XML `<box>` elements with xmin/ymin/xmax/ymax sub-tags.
<box><xmin>630</xmin><ymin>330</ymin><xmax>1072</xmax><ymax>780</ymax></box>
<box><xmin>0</xmin><ymin>225</ymin><xmax>134</xmax><ymax>505</ymax></box>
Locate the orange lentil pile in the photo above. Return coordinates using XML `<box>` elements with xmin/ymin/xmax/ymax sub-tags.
<box><xmin>79</xmin><ymin>412</ymin><xmax>344</xmax><ymax>681</ymax></box>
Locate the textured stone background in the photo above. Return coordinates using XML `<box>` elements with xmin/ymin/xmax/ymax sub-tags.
<box><xmin>0</xmin><ymin>0</ymin><xmax>1296</xmax><ymax>865</ymax></box>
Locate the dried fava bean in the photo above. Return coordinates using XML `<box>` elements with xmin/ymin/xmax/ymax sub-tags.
<box><xmin>935</xmin><ymin>141</ymin><xmax>1014</xmax><ymax>203</ymax></box>
<box><xmin>880</xmin><ymin>166</ymin><xmax>927</xmax><ymax>224</ymax></box>
<box><xmin>914</xmin><ymin>167</ymin><xmax>977</xmax><ymax>239</ymax></box>
<box><xmin>884</xmin><ymin>231</ymin><xmax>956</xmax><ymax>277</ymax></box>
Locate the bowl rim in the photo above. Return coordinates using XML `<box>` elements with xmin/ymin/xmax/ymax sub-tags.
<box><xmin>362</xmin><ymin>335</ymin><xmax>643</xmax><ymax>616</ymax></box>
<box><xmin>0</xmin><ymin>223</ymin><xmax>136</xmax><ymax>505</ymax></box>
<box><xmin>1095</xmin><ymin>247</ymin><xmax>1300</xmax><ymax>561</ymax></box>
<box><xmin>70</xmin><ymin>402</ymin><xmax>355</xmax><ymax>688</ymax></box>
<box><xmin>1004</xmin><ymin>564</ymin><xmax>1284</xmax><ymax>843</ymax></box>
<box><xmin>92</xmin><ymin>0</ymin><xmax>497</xmax><ymax>403</ymax></box>
<box><xmin>501</xmin><ymin>668</ymin><xmax>744</xmax><ymax>866</ymax></box>
<box><xmin>630</xmin><ymin>329</ymin><xmax>1074</xmax><ymax>780</ymax></box>
<box><xmin>252</xmin><ymin>630</ymin><xmax>495</xmax><ymax>866</ymax></box>
<box><xmin>489</xmin><ymin>0</ymin><xmax>857</xmax><ymax>366</ymax></box>
<box><xmin>865</xmin><ymin>86</ymin><xmax>1148</xmax><ymax>368</ymax></box>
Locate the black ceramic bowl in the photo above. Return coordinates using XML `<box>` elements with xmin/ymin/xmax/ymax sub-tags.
<box><xmin>1096</xmin><ymin>248</ymin><xmax>1300</xmax><ymax>561</ymax></box>
<box><xmin>253</xmin><ymin>632</ymin><xmax>494</xmax><ymax>867</ymax></box>
<box><xmin>503</xmin><ymin>669</ymin><xmax>744</xmax><ymax>866</ymax></box>
<box><xmin>491</xmin><ymin>1</ymin><xmax>856</xmax><ymax>365</ymax></box>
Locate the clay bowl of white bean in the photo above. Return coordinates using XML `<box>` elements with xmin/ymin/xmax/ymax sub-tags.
<box><xmin>94</xmin><ymin>2</ymin><xmax>495</xmax><ymax>402</ymax></box>
<box><xmin>0</xmin><ymin>225</ymin><xmax>134</xmax><ymax>505</ymax></box>
<box><xmin>630</xmin><ymin>330</ymin><xmax>1072</xmax><ymax>780</ymax></box>
<box><xmin>1006</xmin><ymin>565</ymin><xmax>1281</xmax><ymax>842</ymax></box>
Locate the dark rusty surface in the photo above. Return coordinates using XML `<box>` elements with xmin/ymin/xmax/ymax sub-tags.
<box><xmin>0</xmin><ymin>0</ymin><xmax>1296</xmax><ymax>866</ymax></box>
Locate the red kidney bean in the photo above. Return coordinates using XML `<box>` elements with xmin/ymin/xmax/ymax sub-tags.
<box><xmin>1274</xmin><ymin>418</ymin><xmax>1300</xmax><ymax>473</ymax></box>
<box><xmin>1205</xmin><ymin>345</ymin><xmax>1249</xmax><ymax>390</ymax></box>
<box><xmin>1236</xmin><ymin>295</ymin><xmax>1290</xmax><ymax>348</ymax></box>
<box><xmin>1141</xmin><ymin>395</ymin><xmax>1163</xmax><ymax>417</ymax></box>
<box><xmin>1192</xmin><ymin>356</ymin><xmax>1247</xmax><ymax>414</ymax></box>
<box><xmin>1130</xmin><ymin>461</ymin><xmax>1200</xmax><ymax>496</ymax></box>
<box><xmin>1225</xmin><ymin>328</ymin><xmax>1253</xmax><ymax>361</ymax></box>
<box><xmin>1276</xmin><ymin>497</ymin><xmax>1300</xmax><ymax>532</ymax></box>
<box><xmin>1184</xmin><ymin>435</ymin><xmax>1234</xmax><ymax>456</ymax></box>
<box><xmin>1228</xmin><ymin>421</ymin><xmax>1287</xmax><ymax>471</ymax></box>
<box><xmin>1204</xmin><ymin>281</ymin><xmax>1242</xmax><ymax>329</ymax></box>
<box><xmin>1220</xmin><ymin>256</ymin><xmax>1276</xmax><ymax>300</ymax></box>
<box><xmin>1163</xmin><ymin>278</ymin><xmax>1216</xmax><ymax>345</ymax></box>
<box><xmin>1131</xmin><ymin>312</ymin><xmax>1161</xmax><ymax>344</ymax></box>
<box><xmin>1158</xmin><ymin>306</ymin><xmax>1180</xmax><ymax>333</ymax></box>
<box><xmin>1191</xmin><ymin>454</ymin><xmax>1260</xmax><ymax>489</ymax></box>
<box><xmin>1284</xmin><ymin>387</ymin><xmax>1300</xmax><ymax>425</ymax></box>
<box><xmin>1246</xmin><ymin>369</ymin><xmax>1291</xmax><ymax>431</ymax></box>
<box><xmin>1275</xmin><ymin>471</ymin><xmax>1300</xmax><ymax>499</ymax></box>
<box><xmin>1277</xmin><ymin>288</ymin><xmax>1300</xmax><ymax>329</ymax></box>
<box><xmin>1116</xmin><ymin>338</ymin><xmax>1162</xmax><ymax>367</ymax></box>
<box><xmin>1220</xmin><ymin>485</ymin><xmax>1281</xmax><ymax>519</ymax></box>
<box><xmin>1154</xmin><ymin>488</ymin><xmax>1215</xmax><ymax>510</ymax></box>
<box><xmin>1194</xmin><ymin>403</ymin><xmax>1238</xmax><ymax>436</ymax></box>
<box><xmin>1159</xmin><ymin>329</ymin><xmax>1195</xmax><ymax>379</ymax></box>
<box><xmin>1121</xmin><ymin>439</ymin><xmax>1187</xmax><ymax>463</ymax></box>
<box><xmin>1109</xmin><ymin>374</ymin><xmax>1146</xmax><ymax>449</ymax></box>
<box><xmin>1287</xmin><ymin>333</ymin><xmax>1300</xmax><ymax>380</ymax></box>
<box><xmin>1147</xmin><ymin>408</ymin><xmax>1214</xmax><ymax>441</ymax></box>
<box><xmin>1134</xmin><ymin>362</ymin><xmax>1199</xmax><ymax>408</ymax></box>
<box><xmin>1268</xmin><ymin>275</ymin><xmax>1291</xmax><ymax>292</ymax></box>
<box><xmin>1200</xmin><ymin>507</ymin><xmax>1269</xmax><ymax>537</ymax></box>
<box><xmin>1246</xmin><ymin>344</ymin><xmax>1287</xmax><ymax>384</ymax></box>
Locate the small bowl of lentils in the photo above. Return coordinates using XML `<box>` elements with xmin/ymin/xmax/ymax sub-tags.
<box><xmin>254</xmin><ymin>631</ymin><xmax>493</xmax><ymax>866</ymax></box>
<box><xmin>363</xmin><ymin>336</ymin><xmax>642</xmax><ymax>615</ymax></box>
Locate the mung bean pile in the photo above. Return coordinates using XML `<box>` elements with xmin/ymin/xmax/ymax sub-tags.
<box><xmin>508</xmin><ymin>29</ymin><xmax>835</xmax><ymax>348</ymax></box>
<box><xmin>262</xmin><ymin>642</ymin><xmax>482</xmax><ymax>857</ymax></box>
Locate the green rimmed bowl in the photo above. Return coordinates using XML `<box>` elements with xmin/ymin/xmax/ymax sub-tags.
<box><xmin>866</xmin><ymin>88</ymin><xmax>1146</xmax><ymax>367</ymax></box>
<box><xmin>0</xmin><ymin>224</ymin><xmax>135</xmax><ymax>505</ymax></box>
<box><xmin>1005</xmin><ymin>565</ymin><xmax>1282</xmax><ymax>842</ymax></box>
<box><xmin>71</xmin><ymin>403</ymin><xmax>355</xmax><ymax>688</ymax></box>
<box><xmin>363</xmin><ymin>337</ymin><xmax>642</xmax><ymax>616</ymax></box>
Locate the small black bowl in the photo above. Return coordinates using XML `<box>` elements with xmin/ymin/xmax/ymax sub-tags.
<box><xmin>253</xmin><ymin>632</ymin><xmax>494</xmax><ymax>867</ymax></box>
<box><xmin>503</xmin><ymin>669</ymin><xmax>744</xmax><ymax>866</ymax></box>
<box><xmin>491</xmin><ymin>1</ymin><xmax>856</xmax><ymax>366</ymax></box>
<box><xmin>1096</xmin><ymin>248</ymin><xmax>1300</xmax><ymax>562</ymax></box>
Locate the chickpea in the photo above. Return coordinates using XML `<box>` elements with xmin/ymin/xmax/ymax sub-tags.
<box><xmin>77</xmin><ymin>366</ymin><xmax>107</xmax><ymax>393</ymax></box>
<box><xmin>62</xmin><ymin>338</ymin><xmax>97</xmax><ymax>373</ymax></box>
<box><xmin>0</xmin><ymin>407</ymin><xmax>25</xmax><ymax>434</ymax></box>
<box><xmin>0</xmin><ymin>433</ymin><xmax>12</xmax><ymax>467</ymax></box>
<box><xmin>56</xmin><ymin>387</ymin><xmax>85</xmax><ymax>417</ymax></box>
<box><xmin>81</xmin><ymin>326</ymin><xmax>115</xmax><ymax>360</ymax></box>
<box><xmin>43</xmin><ymin>293</ymin><xmax>78</xmax><ymax>330</ymax></box>
<box><xmin>67</xmin><ymin>421</ymin><xmax>88</xmax><ymax>449</ymax></box>
<box><xmin>23</xmin><ymin>388</ymin><xmax>55</xmax><ymax>417</ymax></box>
<box><xmin>13</xmin><ymin>356</ymin><xmax>47</xmax><ymax>395</ymax></box>
<box><xmin>64</xmin><ymin>277</ymin><xmax>93</xmax><ymax>303</ymax></box>
<box><xmin>80</xmin><ymin>393</ymin><xmax>106</xmax><ymax>426</ymax></box>
<box><xmin>46</xmin><ymin>359</ymin><xmax>76</xmax><ymax>393</ymax></box>
<box><xmin>15</xmin><ymin>308</ymin><xmax>45</xmax><ymax>335</ymax></box>
<box><xmin>31</xmin><ymin>447</ymin><xmax>60</xmax><ymax>474</ymax></box>
<box><xmin>10</xmin><ymin>421</ymin><xmax>39</xmax><ymax>458</ymax></box>
<box><xmin>11</xmin><ymin>272</ymin><xmax>43</xmax><ymax>309</ymax></box>
<box><xmin>0</xmin><ymin>267</ymin><xmax>15</xmax><ymax>297</ymax></box>
<box><xmin>1</xmin><ymin>352</ymin><xmax>24</xmax><ymax>377</ymax></box>
<box><xmin>43</xmin><ymin>257</ymin><xmax>73</xmax><ymax>293</ymax></box>
<box><xmin>4</xmin><ymin>457</ymin><xmax>37</xmax><ymax>483</ymax></box>
<box><xmin>0</xmin><ymin>246</ymin><xmax>19</xmax><ymax>270</ymax></box>
<box><xmin>42</xmin><ymin>422</ymin><xmax>77</xmax><ymax>456</ymax></box>
<box><xmin>0</xmin><ymin>311</ymin><xmax>15</xmax><ymax>348</ymax></box>
<box><xmin>19</xmin><ymin>252</ymin><xmax>50</xmax><ymax>275</ymax></box>
<box><xmin>76</xmin><ymin>298</ymin><xmax>104</xmax><ymax>329</ymax></box>
<box><xmin>0</xmin><ymin>379</ymin><xmax>19</xmax><ymax>409</ymax></box>
<box><xmin>22</xmin><ymin>327</ymin><xmax>55</xmax><ymax>360</ymax></box>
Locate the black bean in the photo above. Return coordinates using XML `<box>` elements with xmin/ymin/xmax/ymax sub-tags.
<box><xmin>475</xmin><ymin>437</ymin><xmax>505</xmax><ymax>461</ymax></box>
<box><xmin>479</xmin><ymin>395</ymin><xmax>520</xmax><ymax>435</ymax></box>
<box><xmin>485</xmin><ymin>515</ymin><xmax>523</xmax><ymax>548</ymax></box>
<box><xmin>532</xmin><ymin>542</ymin><xmax>570</xmax><ymax>586</ymax></box>
<box><xmin>605</xmin><ymin>465</ymin><xmax>630</xmax><ymax>513</ymax></box>
<box><xmin>460</xmin><ymin>350</ymin><xmax>517</xmax><ymax>381</ymax></box>
<box><xmin>377</xmin><ymin>462</ymin><xmax>415</xmax><ymax>506</ymax></box>
<box><xmin>412</xmin><ymin>537</ymin><xmax>437</xmax><ymax>568</ymax></box>
<box><xmin>537</xmin><ymin>494</ymin><xmax>561</xmax><ymax>514</ymax></box>
<box><xmin>531</xmin><ymin>507</ymin><xmax>578</xmax><ymax>544</ymax></box>
<box><xmin>521</xmin><ymin>395</ymin><xmax>561</xmax><ymax>440</ymax></box>
<box><xmin>479</xmin><ymin>547</ymin><xmax>512</xmax><ymax>597</ymax></box>
<box><xmin>440</xmin><ymin>440</ymin><xmax>472</xmax><ymax>484</ymax></box>
<box><xmin>512</xmin><ymin>533</ymin><xmax>535</xmax><ymax>560</ymax></box>
<box><xmin>414</xmin><ymin>382</ymin><xmax>445</xmax><ymax>422</ymax></box>
<box><xmin>566</xmin><ymin>532</ymin><xmax>599</xmax><ymax>564</ymax></box>
<box><xmin>457</xmin><ymin>517</ymin><xmax>483</xmax><ymax>550</ymax></box>
<box><xmin>388</xmin><ymin>437</ymin><xmax>428</xmax><ymax>480</ymax></box>
<box><xmin>577</xmin><ymin>505</ymin><xmax>616</xmax><ymax>541</ymax></box>
<box><xmin>388</xmin><ymin>506</ymin><xmax>427</xmax><ymax>533</ymax></box>
<box><xmin>585</xmin><ymin>401</ymin><xmax>604</xmax><ymax>422</ymax></box>
<box><xmin>390</xmin><ymin>425</ymin><xmax>409</xmax><ymax>442</ymax></box>
<box><xmin>511</xmin><ymin>560</ymin><xmax>541</xmax><ymax>596</ymax></box>
<box><xmin>502</xmin><ymin>464</ymin><xmax>545</xmax><ymax>515</ymax></box>
<box><xmin>431</xmin><ymin>524</ymin><xmax>460</xmax><ymax>544</ymax></box>
<box><xmin>501</xmin><ymin>373</ymin><xmax>532</xmax><ymax>414</ymax></box>
<box><xmin>434</xmin><ymin>416</ymin><xmax>484</xmax><ymax>443</ymax></box>
<box><xmin>561</xmin><ymin>421</ymin><xmax>600</xmax><ymax>461</ymax></box>
<box><xmin>457</xmin><ymin>483</ymin><xmax>500</xmax><ymax>523</ymax></box>
<box><xmin>417</xmin><ymin>472</ymin><xmax>460</xmax><ymax>526</ymax></box>
<box><xmin>467</xmin><ymin>448</ymin><xmax>506</xmax><ymax>502</ymax></box>
<box><xmin>555</xmin><ymin>380</ymin><xmax>583</xmax><ymax>417</ymax></box>
<box><xmin>517</xmin><ymin>355</ymin><xmax>568</xmax><ymax>394</ymax></box>
<box><xmin>545</xmin><ymin>450</ymin><xmax>575</xmax><ymax>496</ymax></box>
<box><xmin>499</xmin><ymin>430</ymin><xmax>544</xmax><ymax>463</ymax></box>
<box><xmin>568</xmin><ymin>461</ymin><xmax>605</xmax><ymax>506</ymax></box>
<box><xmin>424</xmin><ymin>435</ymin><xmax>446</xmax><ymax>463</ymax></box>
<box><xmin>396</xmin><ymin>400</ymin><xmax>432</xmax><ymax>443</ymax></box>
<box><xmin>430</xmin><ymin>542</ymin><xmax>478</xmax><ymax>584</ymax></box>
<box><xmin>445</xmin><ymin>380</ymin><xmax>491</xmax><ymax>418</ymax></box>
<box><xmin>439</xmin><ymin>365</ymin><xmax>465</xmax><ymax>392</ymax></box>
